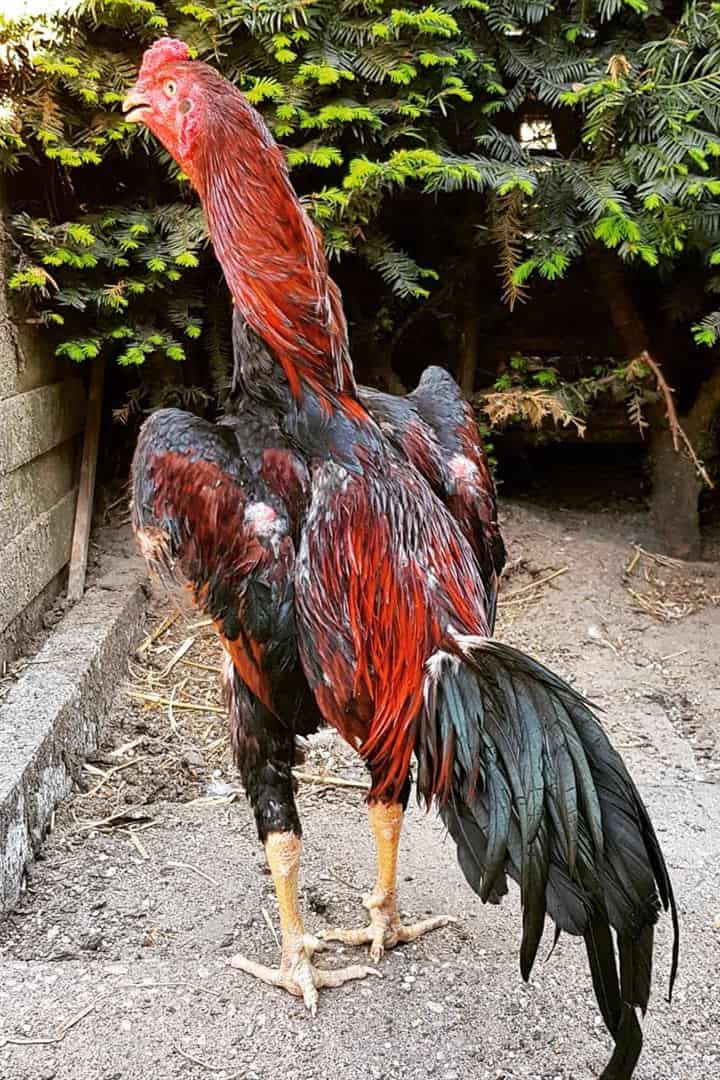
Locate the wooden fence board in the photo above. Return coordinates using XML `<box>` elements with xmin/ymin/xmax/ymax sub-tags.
<box><xmin>0</xmin><ymin>490</ymin><xmax>78</xmax><ymax>635</ymax></box>
<box><xmin>0</xmin><ymin>442</ymin><xmax>76</xmax><ymax>551</ymax></box>
<box><xmin>0</xmin><ymin>380</ymin><xmax>85</xmax><ymax>477</ymax></box>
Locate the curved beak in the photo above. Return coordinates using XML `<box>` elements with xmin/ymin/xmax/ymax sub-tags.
<box><xmin>122</xmin><ymin>88</ymin><xmax>150</xmax><ymax>124</ymax></box>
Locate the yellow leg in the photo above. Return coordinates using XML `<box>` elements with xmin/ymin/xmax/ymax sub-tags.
<box><xmin>230</xmin><ymin>831</ymin><xmax>378</xmax><ymax>1013</ymax></box>
<box><xmin>321</xmin><ymin>803</ymin><xmax>456</xmax><ymax>962</ymax></box>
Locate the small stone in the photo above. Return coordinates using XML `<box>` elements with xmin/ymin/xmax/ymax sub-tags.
<box><xmin>183</xmin><ymin>749</ymin><xmax>205</xmax><ymax>769</ymax></box>
<box><xmin>82</xmin><ymin>932</ymin><xmax>103</xmax><ymax>952</ymax></box>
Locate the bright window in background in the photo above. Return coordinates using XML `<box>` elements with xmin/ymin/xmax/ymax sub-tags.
<box><xmin>519</xmin><ymin>120</ymin><xmax>557</xmax><ymax>152</ymax></box>
<box><xmin>0</xmin><ymin>0</ymin><xmax>77</xmax><ymax>14</ymax></box>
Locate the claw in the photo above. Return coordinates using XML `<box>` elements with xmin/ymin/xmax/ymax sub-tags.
<box><xmin>229</xmin><ymin>946</ymin><xmax>378</xmax><ymax>1013</ymax></box>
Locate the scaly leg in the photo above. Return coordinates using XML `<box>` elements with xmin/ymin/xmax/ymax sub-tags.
<box><xmin>230</xmin><ymin>831</ymin><xmax>378</xmax><ymax>1014</ymax></box>
<box><xmin>321</xmin><ymin>802</ymin><xmax>456</xmax><ymax>962</ymax></box>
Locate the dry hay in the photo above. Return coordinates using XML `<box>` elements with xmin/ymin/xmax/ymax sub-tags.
<box><xmin>623</xmin><ymin>545</ymin><xmax>720</xmax><ymax>622</ymax></box>
<box><xmin>66</xmin><ymin>595</ymin><xmax>368</xmax><ymax>848</ymax></box>
<box><xmin>66</xmin><ymin>604</ymin><xmax>231</xmax><ymax>838</ymax></box>
<box><xmin>495</xmin><ymin>558</ymin><xmax>570</xmax><ymax>627</ymax></box>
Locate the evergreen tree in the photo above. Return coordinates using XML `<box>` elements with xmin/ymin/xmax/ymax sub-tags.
<box><xmin>2</xmin><ymin>1</ymin><xmax>719</xmax><ymax>553</ymax></box>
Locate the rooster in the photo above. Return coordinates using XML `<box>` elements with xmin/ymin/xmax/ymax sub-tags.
<box><xmin>124</xmin><ymin>39</ymin><xmax>678</xmax><ymax>1078</ymax></box>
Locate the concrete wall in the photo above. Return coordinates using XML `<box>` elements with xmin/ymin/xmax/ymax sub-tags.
<box><xmin>0</xmin><ymin>209</ymin><xmax>86</xmax><ymax>666</ymax></box>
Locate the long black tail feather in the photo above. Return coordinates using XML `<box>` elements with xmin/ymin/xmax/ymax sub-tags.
<box><xmin>417</xmin><ymin>636</ymin><xmax>679</xmax><ymax>1080</ymax></box>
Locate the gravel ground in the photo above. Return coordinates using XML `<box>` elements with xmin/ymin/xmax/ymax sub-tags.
<box><xmin>0</xmin><ymin>499</ymin><xmax>718</xmax><ymax>1080</ymax></box>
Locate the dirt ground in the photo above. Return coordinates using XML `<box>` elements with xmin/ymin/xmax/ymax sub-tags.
<box><xmin>0</xmin><ymin>498</ymin><xmax>719</xmax><ymax>1080</ymax></box>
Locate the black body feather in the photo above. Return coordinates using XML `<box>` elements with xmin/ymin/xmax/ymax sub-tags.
<box><xmin>417</xmin><ymin>637</ymin><xmax>679</xmax><ymax>1080</ymax></box>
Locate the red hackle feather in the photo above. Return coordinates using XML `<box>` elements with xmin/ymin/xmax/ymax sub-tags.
<box><xmin>195</xmin><ymin>119</ymin><xmax>361</xmax><ymax>416</ymax></box>
<box><xmin>131</xmin><ymin>41</ymin><xmax>363</xmax><ymax>419</ymax></box>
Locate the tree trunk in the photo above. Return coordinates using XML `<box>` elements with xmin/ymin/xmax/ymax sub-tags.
<box><xmin>649</xmin><ymin>417</ymin><xmax>703</xmax><ymax>559</ymax></box>
<box><xmin>586</xmin><ymin>248</ymin><xmax>716</xmax><ymax>557</ymax></box>
<box><xmin>586</xmin><ymin>247</ymin><xmax>649</xmax><ymax>357</ymax></box>
<box><xmin>648</xmin><ymin>367</ymin><xmax>720</xmax><ymax>558</ymax></box>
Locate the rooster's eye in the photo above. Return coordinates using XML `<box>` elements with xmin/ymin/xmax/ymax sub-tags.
<box><xmin>164</xmin><ymin>80</ymin><xmax>177</xmax><ymax>97</ymax></box>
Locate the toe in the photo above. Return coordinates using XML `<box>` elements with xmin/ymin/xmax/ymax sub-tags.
<box><xmin>229</xmin><ymin>954</ymin><xmax>285</xmax><ymax>988</ymax></box>
<box><xmin>319</xmin><ymin>926</ymin><xmax>373</xmax><ymax>947</ymax></box>
<box><xmin>303</xmin><ymin>934</ymin><xmax>329</xmax><ymax>956</ymax></box>
<box><xmin>394</xmin><ymin>915</ymin><xmax>458</xmax><ymax>944</ymax></box>
<box><xmin>314</xmin><ymin>964</ymin><xmax>381</xmax><ymax>989</ymax></box>
<box><xmin>369</xmin><ymin>940</ymin><xmax>385</xmax><ymax>964</ymax></box>
<box><xmin>294</xmin><ymin>964</ymin><xmax>319</xmax><ymax>1015</ymax></box>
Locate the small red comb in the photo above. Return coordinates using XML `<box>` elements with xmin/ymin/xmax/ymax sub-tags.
<box><xmin>139</xmin><ymin>37</ymin><xmax>191</xmax><ymax>79</ymax></box>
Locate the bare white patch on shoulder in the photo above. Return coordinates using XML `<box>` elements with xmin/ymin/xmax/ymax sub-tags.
<box><xmin>244</xmin><ymin>501</ymin><xmax>281</xmax><ymax>538</ymax></box>
<box><xmin>448</xmin><ymin>453</ymin><xmax>478</xmax><ymax>482</ymax></box>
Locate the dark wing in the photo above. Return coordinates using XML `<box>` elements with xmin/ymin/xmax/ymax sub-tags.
<box><xmin>131</xmin><ymin>407</ymin><xmax>318</xmax><ymax>732</ymax></box>
<box><xmin>359</xmin><ymin>366</ymin><xmax>505</xmax><ymax>629</ymax></box>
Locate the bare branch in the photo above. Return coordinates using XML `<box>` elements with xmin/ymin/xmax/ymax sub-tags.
<box><xmin>639</xmin><ymin>350</ymin><xmax>714</xmax><ymax>489</ymax></box>
<box><xmin>639</xmin><ymin>350</ymin><xmax>680</xmax><ymax>451</ymax></box>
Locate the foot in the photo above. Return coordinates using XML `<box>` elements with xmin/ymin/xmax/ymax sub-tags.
<box><xmin>320</xmin><ymin>890</ymin><xmax>456</xmax><ymax>963</ymax></box>
<box><xmin>230</xmin><ymin>933</ymin><xmax>378</xmax><ymax>1015</ymax></box>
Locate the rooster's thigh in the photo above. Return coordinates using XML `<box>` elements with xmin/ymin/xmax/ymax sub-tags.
<box><xmin>225</xmin><ymin>663</ymin><xmax>301</xmax><ymax>840</ymax></box>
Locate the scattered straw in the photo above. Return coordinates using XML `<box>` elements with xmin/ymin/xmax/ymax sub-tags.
<box><xmin>128</xmin><ymin>830</ymin><xmax>150</xmax><ymax>860</ymax></box>
<box><xmin>165</xmin><ymin>860</ymin><xmax>219</xmax><ymax>887</ymax></box>
<box><xmin>293</xmin><ymin>770</ymin><xmax>369</xmax><ymax>791</ymax></box>
<box><xmin>137</xmin><ymin>614</ymin><xmax>179</xmax><ymax>657</ymax></box>
<box><xmin>81</xmin><ymin>758</ymin><xmax>145</xmax><ymax>800</ymax></box>
<box><xmin>623</xmin><ymin>544</ymin><xmax>718</xmax><ymax>622</ymax></box>
<box><xmin>172</xmin><ymin>1044</ymin><xmax>233</xmax><ymax>1073</ymax></box>
<box><xmin>180</xmin><ymin>659</ymin><xmax>224</xmax><ymax>674</ymax></box>
<box><xmin>126</xmin><ymin>689</ymin><xmax>225</xmax><ymax>715</ymax></box>
<box><xmin>501</xmin><ymin>567</ymin><xmax>569</xmax><ymax>606</ymax></box>
<box><xmin>72</xmin><ymin>806</ymin><xmax>153</xmax><ymax>834</ymax></box>
<box><xmin>156</xmin><ymin>636</ymin><xmax>196</xmax><ymax>679</ymax></box>
<box><xmin>0</xmin><ymin>1000</ymin><xmax>99</xmax><ymax>1047</ymax></box>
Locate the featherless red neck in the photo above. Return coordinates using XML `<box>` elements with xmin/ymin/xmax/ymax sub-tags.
<box><xmin>124</xmin><ymin>39</ymin><xmax>363</xmax><ymax>418</ymax></box>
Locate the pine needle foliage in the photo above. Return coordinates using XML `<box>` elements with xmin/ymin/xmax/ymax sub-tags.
<box><xmin>1</xmin><ymin>0</ymin><xmax>506</xmax><ymax>369</ymax></box>
<box><xmin>1</xmin><ymin>0</ymin><xmax>720</xmax><ymax>379</ymax></box>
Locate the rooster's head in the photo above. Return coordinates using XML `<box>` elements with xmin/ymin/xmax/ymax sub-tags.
<box><xmin>122</xmin><ymin>37</ymin><xmax>265</xmax><ymax>180</ymax></box>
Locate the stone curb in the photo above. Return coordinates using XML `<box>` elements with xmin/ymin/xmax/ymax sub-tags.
<box><xmin>0</xmin><ymin>558</ymin><xmax>146</xmax><ymax>912</ymax></box>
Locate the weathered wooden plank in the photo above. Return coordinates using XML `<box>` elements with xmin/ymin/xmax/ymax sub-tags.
<box><xmin>0</xmin><ymin>316</ymin><xmax>57</xmax><ymax>404</ymax></box>
<box><xmin>68</xmin><ymin>358</ymin><xmax>105</xmax><ymax>601</ymax></box>
<box><xmin>0</xmin><ymin>379</ymin><xmax>85</xmax><ymax>477</ymax></box>
<box><xmin>0</xmin><ymin>489</ymin><xmax>77</xmax><ymax>635</ymax></box>
<box><xmin>0</xmin><ymin>441</ymin><xmax>76</xmax><ymax>550</ymax></box>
